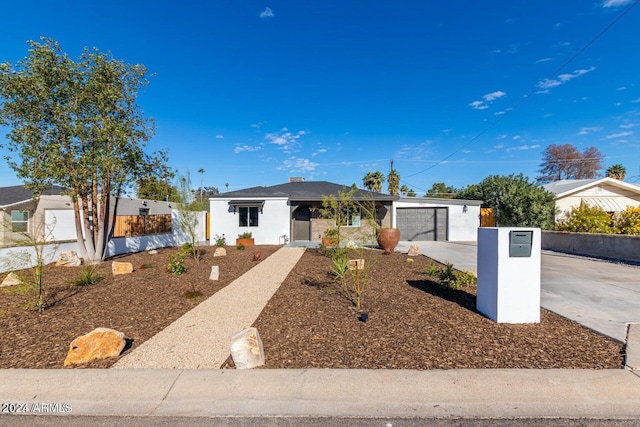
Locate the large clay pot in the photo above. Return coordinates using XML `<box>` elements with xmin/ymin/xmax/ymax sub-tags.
<box><xmin>236</xmin><ymin>238</ymin><xmax>255</xmax><ymax>247</ymax></box>
<box><xmin>377</xmin><ymin>228</ymin><xmax>400</xmax><ymax>254</ymax></box>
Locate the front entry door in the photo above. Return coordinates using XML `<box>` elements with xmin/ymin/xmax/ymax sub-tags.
<box><xmin>293</xmin><ymin>206</ymin><xmax>311</xmax><ymax>241</ymax></box>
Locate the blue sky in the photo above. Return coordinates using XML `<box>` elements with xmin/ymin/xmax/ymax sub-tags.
<box><xmin>1</xmin><ymin>1</ymin><xmax>639</xmax><ymax>195</ymax></box>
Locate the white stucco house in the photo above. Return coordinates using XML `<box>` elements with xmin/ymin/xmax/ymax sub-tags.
<box><xmin>542</xmin><ymin>177</ymin><xmax>640</xmax><ymax>222</ymax></box>
<box><xmin>209</xmin><ymin>180</ymin><xmax>483</xmax><ymax>245</ymax></box>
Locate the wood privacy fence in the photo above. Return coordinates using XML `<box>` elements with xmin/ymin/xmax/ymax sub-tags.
<box><xmin>113</xmin><ymin>214</ymin><xmax>172</xmax><ymax>238</ymax></box>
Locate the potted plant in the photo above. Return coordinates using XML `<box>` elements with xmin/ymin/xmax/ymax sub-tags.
<box><xmin>321</xmin><ymin>228</ymin><xmax>339</xmax><ymax>247</ymax></box>
<box><xmin>377</xmin><ymin>227</ymin><xmax>400</xmax><ymax>254</ymax></box>
<box><xmin>236</xmin><ymin>231</ymin><xmax>254</xmax><ymax>247</ymax></box>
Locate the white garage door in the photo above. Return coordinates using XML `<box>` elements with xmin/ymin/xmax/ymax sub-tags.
<box><xmin>396</xmin><ymin>207</ymin><xmax>448</xmax><ymax>241</ymax></box>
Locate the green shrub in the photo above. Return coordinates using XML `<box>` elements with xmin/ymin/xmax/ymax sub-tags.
<box><xmin>213</xmin><ymin>234</ymin><xmax>227</xmax><ymax>246</ymax></box>
<box><xmin>556</xmin><ymin>204</ymin><xmax>614</xmax><ymax>234</ymax></box>
<box><xmin>238</xmin><ymin>231</ymin><xmax>252</xmax><ymax>239</ymax></box>
<box><xmin>236</xmin><ymin>243</ymin><xmax>245</xmax><ymax>250</ymax></box>
<box><xmin>425</xmin><ymin>262</ymin><xmax>475</xmax><ymax>289</ymax></box>
<box><xmin>74</xmin><ymin>265</ymin><xmax>104</xmax><ymax>286</ymax></box>
<box><xmin>166</xmin><ymin>251</ymin><xmax>187</xmax><ymax>275</ymax></box>
<box><xmin>615</xmin><ymin>206</ymin><xmax>640</xmax><ymax>235</ymax></box>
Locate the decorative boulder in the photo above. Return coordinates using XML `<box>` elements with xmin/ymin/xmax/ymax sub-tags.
<box><xmin>210</xmin><ymin>266</ymin><xmax>219</xmax><ymax>281</ymax></box>
<box><xmin>230</xmin><ymin>327</ymin><xmax>265</xmax><ymax>369</ymax></box>
<box><xmin>1</xmin><ymin>272</ymin><xmax>22</xmax><ymax>288</ymax></box>
<box><xmin>112</xmin><ymin>262</ymin><xmax>133</xmax><ymax>275</ymax></box>
<box><xmin>64</xmin><ymin>327</ymin><xmax>126</xmax><ymax>366</ymax></box>
<box><xmin>214</xmin><ymin>247</ymin><xmax>227</xmax><ymax>257</ymax></box>
<box><xmin>148</xmin><ymin>250</ymin><xmax>158</xmax><ymax>255</ymax></box>
<box><xmin>408</xmin><ymin>245</ymin><xmax>420</xmax><ymax>257</ymax></box>
<box><xmin>56</xmin><ymin>251</ymin><xmax>82</xmax><ymax>267</ymax></box>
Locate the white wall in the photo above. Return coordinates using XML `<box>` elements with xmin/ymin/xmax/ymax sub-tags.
<box><xmin>172</xmin><ymin>210</ymin><xmax>208</xmax><ymax>245</ymax></box>
<box><xmin>392</xmin><ymin>199</ymin><xmax>481</xmax><ymax>241</ymax></box>
<box><xmin>210</xmin><ymin>198</ymin><xmax>290</xmax><ymax>245</ymax></box>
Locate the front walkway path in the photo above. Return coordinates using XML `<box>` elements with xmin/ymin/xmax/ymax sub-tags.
<box><xmin>113</xmin><ymin>246</ymin><xmax>306</xmax><ymax>369</ymax></box>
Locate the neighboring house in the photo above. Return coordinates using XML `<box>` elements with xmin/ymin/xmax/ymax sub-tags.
<box><xmin>543</xmin><ymin>178</ymin><xmax>640</xmax><ymax>222</ymax></box>
<box><xmin>0</xmin><ymin>185</ymin><xmax>174</xmax><ymax>245</ymax></box>
<box><xmin>210</xmin><ymin>180</ymin><xmax>483</xmax><ymax>245</ymax></box>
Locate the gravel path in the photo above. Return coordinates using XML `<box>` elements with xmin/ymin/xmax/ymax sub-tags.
<box><xmin>112</xmin><ymin>247</ymin><xmax>306</xmax><ymax>369</ymax></box>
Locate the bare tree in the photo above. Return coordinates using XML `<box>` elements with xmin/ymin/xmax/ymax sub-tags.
<box><xmin>536</xmin><ymin>144</ymin><xmax>604</xmax><ymax>183</ymax></box>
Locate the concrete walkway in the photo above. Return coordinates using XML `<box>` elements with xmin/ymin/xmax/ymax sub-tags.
<box><xmin>113</xmin><ymin>246</ymin><xmax>306</xmax><ymax>369</ymax></box>
<box><xmin>397</xmin><ymin>241</ymin><xmax>640</xmax><ymax>342</ymax></box>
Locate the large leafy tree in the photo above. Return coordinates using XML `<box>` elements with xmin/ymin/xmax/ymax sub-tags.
<box><xmin>136</xmin><ymin>176</ymin><xmax>179</xmax><ymax>202</ymax></box>
<box><xmin>536</xmin><ymin>144</ymin><xmax>604</xmax><ymax>183</ymax></box>
<box><xmin>362</xmin><ymin>171</ymin><xmax>385</xmax><ymax>192</ymax></box>
<box><xmin>605</xmin><ymin>164</ymin><xmax>626</xmax><ymax>180</ymax></box>
<box><xmin>0</xmin><ymin>38</ymin><xmax>161</xmax><ymax>263</ymax></box>
<box><xmin>456</xmin><ymin>174</ymin><xmax>556</xmax><ymax>229</ymax></box>
<box><xmin>426</xmin><ymin>182</ymin><xmax>457</xmax><ymax>198</ymax></box>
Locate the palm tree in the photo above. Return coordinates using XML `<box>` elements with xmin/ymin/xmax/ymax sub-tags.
<box><xmin>198</xmin><ymin>168</ymin><xmax>205</xmax><ymax>200</ymax></box>
<box><xmin>387</xmin><ymin>160</ymin><xmax>400</xmax><ymax>196</ymax></box>
<box><xmin>400</xmin><ymin>184</ymin><xmax>409</xmax><ymax>196</ymax></box>
<box><xmin>606</xmin><ymin>164</ymin><xmax>626</xmax><ymax>180</ymax></box>
<box><xmin>362</xmin><ymin>171</ymin><xmax>385</xmax><ymax>192</ymax></box>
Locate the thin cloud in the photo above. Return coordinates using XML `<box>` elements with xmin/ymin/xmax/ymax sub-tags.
<box><xmin>259</xmin><ymin>7</ymin><xmax>274</xmax><ymax>18</ymax></box>
<box><xmin>538</xmin><ymin>67</ymin><xmax>596</xmax><ymax>91</ymax></box>
<box><xmin>469</xmin><ymin>90</ymin><xmax>506</xmax><ymax>110</ymax></box>
<box><xmin>606</xmin><ymin>131</ymin><xmax>632</xmax><ymax>139</ymax></box>
<box><xmin>506</xmin><ymin>144</ymin><xmax>541</xmax><ymax>152</ymax></box>
<box><xmin>215</xmin><ymin>135</ymin><xmax>224</xmax><ymax>139</ymax></box>
<box><xmin>536</xmin><ymin>58</ymin><xmax>552</xmax><ymax>64</ymax></box>
<box><xmin>264</xmin><ymin>128</ymin><xmax>308</xmax><ymax>151</ymax></box>
<box><xmin>311</xmin><ymin>148</ymin><xmax>327</xmax><ymax>157</ymax></box>
<box><xmin>234</xmin><ymin>145</ymin><xmax>262</xmax><ymax>154</ymax></box>
<box><xmin>278</xmin><ymin>157</ymin><xmax>319</xmax><ymax>173</ymax></box>
<box><xmin>578</xmin><ymin>127</ymin><xmax>602</xmax><ymax>135</ymax></box>
<box><xmin>602</xmin><ymin>0</ymin><xmax>633</xmax><ymax>7</ymax></box>
<box><xmin>632</xmin><ymin>98</ymin><xmax>640</xmax><ymax>103</ymax></box>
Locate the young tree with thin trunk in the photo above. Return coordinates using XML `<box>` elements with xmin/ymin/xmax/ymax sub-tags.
<box><xmin>0</xmin><ymin>38</ymin><xmax>163</xmax><ymax>263</ymax></box>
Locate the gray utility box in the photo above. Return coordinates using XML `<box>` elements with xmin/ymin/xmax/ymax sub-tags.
<box><xmin>509</xmin><ymin>230</ymin><xmax>533</xmax><ymax>257</ymax></box>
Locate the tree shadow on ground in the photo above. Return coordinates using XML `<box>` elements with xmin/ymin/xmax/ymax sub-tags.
<box><xmin>407</xmin><ymin>279</ymin><xmax>478</xmax><ymax>314</ymax></box>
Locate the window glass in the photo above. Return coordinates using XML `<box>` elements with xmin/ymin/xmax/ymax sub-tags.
<box><xmin>11</xmin><ymin>210</ymin><xmax>29</xmax><ymax>232</ymax></box>
<box><xmin>239</xmin><ymin>207</ymin><xmax>249</xmax><ymax>227</ymax></box>
<box><xmin>249</xmin><ymin>206</ymin><xmax>259</xmax><ymax>226</ymax></box>
<box><xmin>238</xmin><ymin>206</ymin><xmax>259</xmax><ymax>227</ymax></box>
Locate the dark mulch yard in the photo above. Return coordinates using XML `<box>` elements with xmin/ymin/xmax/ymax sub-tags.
<box><xmin>0</xmin><ymin>245</ymin><xmax>624</xmax><ymax>369</ymax></box>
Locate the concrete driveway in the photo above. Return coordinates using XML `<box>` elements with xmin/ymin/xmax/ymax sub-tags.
<box><xmin>397</xmin><ymin>241</ymin><xmax>640</xmax><ymax>342</ymax></box>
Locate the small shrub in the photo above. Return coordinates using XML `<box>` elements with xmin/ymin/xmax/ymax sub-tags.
<box><xmin>184</xmin><ymin>290</ymin><xmax>202</xmax><ymax>298</ymax></box>
<box><xmin>556</xmin><ymin>205</ymin><xmax>614</xmax><ymax>234</ymax></box>
<box><xmin>236</xmin><ymin>243</ymin><xmax>245</xmax><ymax>250</ymax></box>
<box><xmin>214</xmin><ymin>234</ymin><xmax>227</xmax><ymax>246</ymax></box>
<box><xmin>615</xmin><ymin>206</ymin><xmax>640</xmax><ymax>235</ymax></box>
<box><xmin>425</xmin><ymin>262</ymin><xmax>475</xmax><ymax>289</ymax></box>
<box><xmin>166</xmin><ymin>251</ymin><xmax>187</xmax><ymax>275</ymax></box>
<box><xmin>406</xmin><ymin>258</ymin><xmax>414</xmax><ymax>264</ymax></box>
<box><xmin>238</xmin><ymin>231</ymin><xmax>252</xmax><ymax>239</ymax></box>
<box><xmin>74</xmin><ymin>265</ymin><xmax>104</xmax><ymax>286</ymax></box>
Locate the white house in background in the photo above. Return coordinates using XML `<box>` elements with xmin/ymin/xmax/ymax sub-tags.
<box><xmin>542</xmin><ymin>177</ymin><xmax>640</xmax><ymax>221</ymax></box>
<box><xmin>0</xmin><ymin>185</ymin><xmax>174</xmax><ymax>245</ymax></box>
<box><xmin>210</xmin><ymin>180</ymin><xmax>483</xmax><ymax>245</ymax></box>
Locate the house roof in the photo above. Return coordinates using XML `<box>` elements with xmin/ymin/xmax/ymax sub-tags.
<box><xmin>542</xmin><ymin>178</ymin><xmax>640</xmax><ymax>198</ymax></box>
<box><xmin>0</xmin><ymin>185</ymin><xmax>66</xmax><ymax>209</ymax></box>
<box><xmin>212</xmin><ymin>181</ymin><xmax>397</xmax><ymax>202</ymax></box>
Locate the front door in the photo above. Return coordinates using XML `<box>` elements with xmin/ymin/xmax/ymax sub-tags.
<box><xmin>292</xmin><ymin>205</ymin><xmax>311</xmax><ymax>241</ymax></box>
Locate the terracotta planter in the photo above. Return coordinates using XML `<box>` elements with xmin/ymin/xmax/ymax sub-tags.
<box><xmin>236</xmin><ymin>238</ymin><xmax>254</xmax><ymax>247</ymax></box>
<box><xmin>321</xmin><ymin>237</ymin><xmax>339</xmax><ymax>247</ymax></box>
<box><xmin>377</xmin><ymin>228</ymin><xmax>400</xmax><ymax>254</ymax></box>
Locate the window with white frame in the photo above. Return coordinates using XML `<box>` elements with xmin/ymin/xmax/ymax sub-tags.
<box><xmin>238</xmin><ymin>206</ymin><xmax>259</xmax><ymax>227</ymax></box>
<box><xmin>340</xmin><ymin>207</ymin><xmax>361</xmax><ymax>227</ymax></box>
<box><xmin>11</xmin><ymin>210</ymin><xmax>29</xmax><ymax>232</ymax></box>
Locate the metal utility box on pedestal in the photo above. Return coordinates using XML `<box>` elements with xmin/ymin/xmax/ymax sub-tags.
<box><xmin>476</xmin><ymin>227</ymin><xmax>541</xmax><ymax>323</ymax></box>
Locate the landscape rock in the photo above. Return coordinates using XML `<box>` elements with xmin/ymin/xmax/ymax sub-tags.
<box><xmin>112</xmin><ymin>262</ymin><xmax>134</xmax><ymax>275</ymax></box>
<box><xmin>346</xmin><ymin>240</ymin><xmax>358</xmax><ymax>249</ymax></box>
<box><xmin>56</xmin><ymin>251</ymin><xmax>81</xmax><ymax>267</ymax></box>
<box><xmin>1</xmin><ymin>272</ymin><xmax>22</xmax><ymax>288</ymax></box>
<box><xmin>63</xmin><ymin>327</ymin><xmax>126</xmax><ymax>366</ymax></box>
<box><xmin>408</xmin><ymin>245</ymin><xmax>420</xmax><ymax>257</ymax></box>
<box><xmin>210</xmin><ymin>265</ymin><xmax>219</xmax><ymax>281</ymax></box>
<box><xmin>230</xmin><ymin>327</ymin><xmax>265</xmax><ymax>369</ymax></box>
<box><xmin>148</xmin><ymin>250</ymin><xmax>158</xmax><ymax>255</ymax></box>
<box><xmin>252</xmin><ymin>251</ymin><xmax>262</xmax><ymax>261</ymax></box>
<box><xmin>214</xmin><ymin>247</ymin><xmax>227</xmax><ymax>257</ymax></box>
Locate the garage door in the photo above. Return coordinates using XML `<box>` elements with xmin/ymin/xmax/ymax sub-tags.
<box><xmin>396</xmin><ymin>207</ymin><xmax>448</xmax><ymax>241</ymax></box>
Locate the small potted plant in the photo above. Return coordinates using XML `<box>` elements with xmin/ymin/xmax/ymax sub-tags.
<box><xmin>321</xmin><ymin>228</ymin><xmax>339</xmax><ymax>247</ymax></box>
<box><xmin>236</xmin><ymin>231</ymin><xmax>254</xmax><ymax>247</ymax></box>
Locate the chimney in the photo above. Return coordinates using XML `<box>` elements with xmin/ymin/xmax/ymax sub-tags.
<box><xmin>288</xmin><ymin>177</ymin><xmax>305</xmax><ymax>182</ymax></box>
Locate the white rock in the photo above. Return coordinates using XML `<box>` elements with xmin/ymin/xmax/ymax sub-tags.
<box><xmin>230</xmin><ymin>327</ymin><xmax>265</xmax><ymax>369</ymax></box>
<box><xmin>1</xmin><ymin>272</ymin><xmax>22</xmax><ymax>287</ymax></box>
<box><xmin>214</xmin><ymin>247</ymin><xmax>227</xmax><ymax>257</ymax></box>
<box><xmin>210</xmin><ymin>266</ymin><xmax>219</xmax><ymax>281</ymax></box>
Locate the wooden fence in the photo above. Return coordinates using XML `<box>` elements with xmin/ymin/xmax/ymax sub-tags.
<box><xmin>113</xmin><ymin>214</ymin><xmax>172</xmax><ymax>238</ymax></box>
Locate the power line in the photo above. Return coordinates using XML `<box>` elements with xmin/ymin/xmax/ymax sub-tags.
<box><xmin>404</xmin><ymin>0</ymin><xmax>640</xmax><ymax>183</ymax></box>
